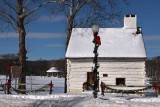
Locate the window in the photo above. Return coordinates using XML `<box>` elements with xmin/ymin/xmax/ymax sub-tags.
<box><xmin>103</xmin><ymin>74</ymin><xmax>108</xmax><ymax>77</ymax></box>
<box><xmin>116</xmin><ymin>78</ymin><xmax>125</xmax><ymax>86</ymax></box>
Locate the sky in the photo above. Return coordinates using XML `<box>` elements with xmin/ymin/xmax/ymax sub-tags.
<box><xmin>122</xmin><ymin>0</ymin><xmax>160</xmax><ymax>58</ymax></box>
<box><xmin>0</xmin><ymin>0</ymin><xmax>160</xmax><ymax>60</ymax></box>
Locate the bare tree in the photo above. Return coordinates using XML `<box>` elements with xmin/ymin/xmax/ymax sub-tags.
<box><xmin>53</xmin><ymin>0</ymin><xmax>128</xmax><ymax>93</ymax></box>
<box><xmin>54</xmin><ymin>0</ymin><xmax>128</xmax><ymax>49</ymax></box>
<box><xmin>0</xmin><ymin>0</ymin><xmax>60</xmax><ymax>92</ymax></box>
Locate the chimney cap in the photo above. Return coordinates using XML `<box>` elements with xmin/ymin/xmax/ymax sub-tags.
<box><xmin>125</xmin><ymin>14</ymin><xmax>136</xmax><ymax>17</ymax></box>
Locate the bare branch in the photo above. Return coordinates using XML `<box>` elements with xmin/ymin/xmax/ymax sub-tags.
<box><xmin>2</xmin><ymin>0</ymin><xmax>17</xmax><ymax>14</ymax></box>
<box><xmin>0</xmin><ymin>16</ymin><xmax>17</xmax><ymax>30</ymax></box>
<box><xmin>60</xmin><ymin>0</ymin><xmax>71</xmax><ymax>7</ymax></box>
<box><xmin>24</xmin><ymin>1</ymin><xmax>59</xmax><ymax>18</ymax></box>
<box><xmin>24</xmin><ymin>0</ymin><xmax>30</xmax><ymax>7</ymax></box>
<box><xmin>60</xmin><ymin>4</ymin><xmax>69</xmax><ymax>18</ymax></box>
<box><xmin>0</xmin><ymin>9</ymin><xmax>17</xmax><ymax>24</ymax></box>
<box><xmin>6</xmin><ymin>20</ymin><xmax>17</xmax><ymax>30</ymax></box>
<box><xmin>74</xmin><ymin>1</ymin><xmax>87</xmax><ymax>17</ymax></box>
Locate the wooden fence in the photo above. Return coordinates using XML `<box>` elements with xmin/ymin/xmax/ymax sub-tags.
<box><xmin>0</xmin><ymin>81</ymin><xmax>53</xmax><ymax>94</ymax></box>
<box><xmin>82</xmin><ymin>81</ymin><xmax>158</xmax><ymax>96</ymax></box>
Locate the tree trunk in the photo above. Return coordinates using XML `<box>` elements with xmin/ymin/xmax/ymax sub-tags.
<box><xmin>65</xmin><ymin>0</ymin><xmax>74</xmax><ymax>50</ymax></box>
<box><xmin>17</xmin><ymin>0</ymin><xmax>27</xmax><ymax>93</ymax></box>
<box><xmin>66</xmin><ymin>16</ymin><xmax>74</xmax><ymax>50</ymax></box>
<box><xmin>64</xmin><ymin>0</ymin><xmax>74</xmax><ymax>93</ymax></box>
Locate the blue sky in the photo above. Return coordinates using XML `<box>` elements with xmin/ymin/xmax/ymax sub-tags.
<box><xmin>0</xmin><ymin>0</ymin><xmax>160</xmax><ymax>60</ymax></box>
<box><xmin>123</xmin><ymin>0</ymin><xmax>160</xmax><ymax>58</ymax></box>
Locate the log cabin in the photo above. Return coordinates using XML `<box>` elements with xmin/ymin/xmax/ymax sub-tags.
<box><xmin>65</xmin><ymin>15</ymin><xmax>147</xmax><ymax>93</ymax></box>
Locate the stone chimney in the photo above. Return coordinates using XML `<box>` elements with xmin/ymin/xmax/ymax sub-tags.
<box><xmin>124</xmin><ymin>15</ymin><xmax>137</xmax><ymax>29</ymax></box>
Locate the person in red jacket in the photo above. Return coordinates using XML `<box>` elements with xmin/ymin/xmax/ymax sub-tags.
<box><xmin>49</xmin><ymin>81</ymin><xmax>53</xmax><ymax>94</ymax></box>
<box><xmin>153</xmin><ymin>83</ymin><xmax>159</xmax><ymax>97</ymax></box>
<box><xmin>6</xmin><ymin>79</ymin><xmax>11</xmax><ymax>94</ymax></box>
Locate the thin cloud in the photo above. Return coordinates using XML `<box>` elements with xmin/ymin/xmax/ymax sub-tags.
<box><xmin>27</xmin><ymin>32</ymin><xmax>65</xmax><ymax>39</ymax></box>
<box><xmin>0</xmin><ymin>32</ymin><xmax>17</xmax><ymax>38</ymax></box>
<box><xmin>37</xmin><ymin>15</ymin><xmax>65</xmax><ymax>22</ymax></box>
<box><xmin>144</xmin><ymin>35</ymin><xmax>160</xmax><ymax>41</ymax></box>
<box><xmin>0</xmin><ymin>32</ymin><xmax>65</xmax><ymax>39</ymax></box>
<box><xmin>46</xmin><ymin>44</ymin><xmax>65</xmax><ymax>47</ymax></box>
<box><xmin>146</xmin><ymin>45</ymin><xmax>160</xmax><ymax>50</ymax></box>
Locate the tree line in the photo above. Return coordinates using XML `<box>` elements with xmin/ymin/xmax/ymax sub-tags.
<box><xmin>146</xmin><ymin>56</ymin><xmax>160</xmax><ymax>84</ymax></box>
<box><xmin>1</xmin><ymin>53</ymin><xmax>160</xmax><ymax>81</ymax></box>
<box><xmin>0</xmin><ymin>54</ymin><xmax>65</xmax><ymax>76</ymax></box>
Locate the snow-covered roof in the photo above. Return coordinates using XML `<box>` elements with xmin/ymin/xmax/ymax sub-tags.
<box><xmin>66</xmin><ymin>28</ymin><xmax>147</xmax><ymax>58</ymax></box>
<box><xmin>46</xmin><ymin>67</ymin><xmax>60</xmax><ymax>73</ymax></box>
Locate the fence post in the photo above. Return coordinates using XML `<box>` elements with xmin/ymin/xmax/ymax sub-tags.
<box><xmin>49</xmin><ymin>81</ymin><xmax>53</xmax><ymax>94</ymax></box>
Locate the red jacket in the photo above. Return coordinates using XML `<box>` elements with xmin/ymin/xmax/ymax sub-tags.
<box><xmin>153</xmin><ymin>83</ymin><xmax>158</xmax><ymax>90</ymax></box>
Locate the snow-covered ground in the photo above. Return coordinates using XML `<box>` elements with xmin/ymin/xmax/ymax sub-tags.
<box><xmin>0</xmin><ymin>93</ymin><xmax>160</xmax><ymax>107</ymax></box>
<box><xmin>0</xmin><ymin>75</ymin><xmax>160</xmax><ymax>107</ymax></box>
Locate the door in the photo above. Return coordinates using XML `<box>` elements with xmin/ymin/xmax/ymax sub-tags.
<box><xmin>87</xmin><ymin>72</ymin><xmax>94</xmax><ymax>90</ymax></box>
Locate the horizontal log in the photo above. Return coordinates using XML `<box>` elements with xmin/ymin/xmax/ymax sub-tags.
<box><xmin>68</xmin><ymin>68</ymin><xmax>145</xmax><ymax>73</ymax></box>
<box><xmin>99</xmin><ymin>79</ymin><xmax>145</xmax><ymax>83</ymax></box>
<box><xmin>67</xmin><ymin>72</ymin><xmax>86</xmax><ymax>75</ymax></box>
<box><xmin>68</xmin><ymin>70</ymin><xmax>91</xmax><ymax>73</ymax></box>
<box><xmin>67</xmin><ymin>83</ymin><xmax>84</xmax><ymax>87</ymax></box>
<box><xmin>126</xmin><ymin>81</ymin><xmax>145</xmax><ymax>84</ymax></box>
<box><xmin>67</xmin><ymin>89</ymin><xmax>83</xmax><ymax>93</ymax></box>
<box><xmin>67</xmin><ymin>73</ymin><xmax>86</xmax><ymax>77</ymax></box>
<box><xmin>67</xmin><ymin>79</ymin><xmax>86</xmax><ymax>82</ymax></box>
<box><xmin>104</xmin><ymin>74</ymin><xmax>145</xmax><ymax>77</ymax></box>
<box><xmin>99</xmin><ymin>82</ymin><xmax>144</xmax><ymax>86</ymax></box>
<box><xmin>68</xmin><ymin>65</ymin><xmax>145</xmax><ymax>70</ymax></box>
<box><xmin>67</xmin><ymin>64</ymin><xmax>145</xmax><ymax>70</ymax></box>
<box><xmin>100</xmin><ymin>70</ymin><xmax>144</xmax><ymax>74</ymax></box>
<box><xmin>100</xmin><ymin>77</ymin><xmax>145</xmax><ymax>80</ymax></box>
<box><xmin>67</xmin><ymin>77</ymin><xmax>87</xmax><ymax>81</ymax></box>
<box><xmin>67</xmin><ymin>85</ymin><xmax>84</xmax><ymax>89</ymax></box>
<box><xmin>68</xmin><ymin>58</ymin><xmax>145</xmax><ymax>62</ymax></box>
<box><xmin>69</xmin><ymin>61</ymin><xmax>145</xmax><ymax>67</ymax></box>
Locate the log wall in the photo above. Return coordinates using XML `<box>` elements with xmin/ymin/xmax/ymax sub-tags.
<box><xmin>66</xmin><ymin>58</ymin><xmax>146</xmax><ymax>93</ymax></box>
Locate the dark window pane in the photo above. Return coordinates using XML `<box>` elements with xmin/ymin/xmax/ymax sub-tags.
<box><xmin>103</xmin><ymin>74</ymin><xmax>108</xmax><ymax>77</ymax></box>
<box><xmin>116</xmin><ymin>78</ymin><xmax>125</xmax><ymax>86</ymax></box>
